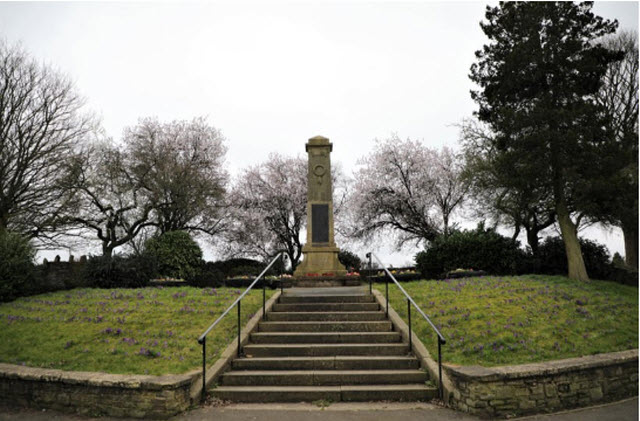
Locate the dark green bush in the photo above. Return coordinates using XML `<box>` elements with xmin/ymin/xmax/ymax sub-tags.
<box><xmin>0</xmin><ymin>231</ymin><xmax>37</xmax><ymax>302</ymax></box>
<box><xmin>228</xmin><ymin>265</ymin><xmax>260</xmax><ymax>278</ymax></box>
<box><xmin>339</xmin><ymin>250</ymin><xmax>362</xmax><ymax>271</ymax></box>
<box><xmin>606</xmin><ymin>266</ymin><xmax>638</xmax><ymax>286</ymax></box>
<box><xmin>188</xmin><ymin>262</ymin><xmax>225</xmax><ymax>287</ymax></box>
<box><xmin>144</xmin><ymin>231</ymin><xmax>203</xmax><ymax>280</ymax></box>
<box><xmin>85</xmin><ymin>254</ymin><xmax>155</xmax><ymax>288</ymax></box>
<box><xmin>416</xmin><ymin>223</ymin><xmax>524</xmax><ymax>279</ymax></box>
<box><xmin>269</xmin><ymin>255</ymin><xmax>286</xmax><ymax>275</ymax></box>
<box><xmin>209</xmin><ymin>257</ymin><xmax>284</xmax><ymax>278</ymax></box>
<box><xmin>535</xmin><ymin>236</ymin><xmax>611</xmax><ymax>280</ymax></box>
<box><xmin>208</xmin><ymin>258</ymin><xmax>262</xmax><ymax>275</ymax></box>
<box><xmin>612</xmin><ymin>252</ymin><xmax>626</xmax><ymax>268</ymax></box>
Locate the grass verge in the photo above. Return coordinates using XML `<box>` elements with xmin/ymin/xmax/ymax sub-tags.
<box><xmin>0</xmin><ymin>286</ymin><xmax>274</xmax><ymax>375</ymax></box>
<box><xmin>376</xmin><ymin>275</ymin><xmax>637</xmax><ymax>366</ymax></box>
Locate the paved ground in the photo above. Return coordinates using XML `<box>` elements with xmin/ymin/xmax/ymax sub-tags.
<box><xmin>0</xmin><ymin>398</ymin><xmax>637</xmax><ymax>421</ymax></box>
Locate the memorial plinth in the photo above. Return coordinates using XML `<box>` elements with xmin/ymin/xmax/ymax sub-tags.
<box><xmin>293</xmin><ymin>136</ymin><xmax>347</xmax><ymax>278</ymax></box>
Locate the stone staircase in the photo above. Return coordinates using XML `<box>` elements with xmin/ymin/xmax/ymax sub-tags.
<box><xmin>211</xmin><ymin>286</ymin><xmax>437</xmax><ymax>402</ymax></box>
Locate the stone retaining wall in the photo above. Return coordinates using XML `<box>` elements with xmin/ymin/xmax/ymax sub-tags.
<box><xmin>445</xmin><ymin>350</ymin><xmax>638</xmax><ymax>418</ymax></box>
<box><xmin>0</xmin><ymin>364</ymin><xmax>196</xmax><ymax>418</ymax></box>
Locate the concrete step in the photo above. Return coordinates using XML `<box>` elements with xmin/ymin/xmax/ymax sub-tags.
<box><xmin>242</xmin><ymin>343</ymin><xmax>408</xmax><ymax>357</ymax></box>
<box><xmin>220</xmin><ymin>369</ymin><xmax>428</xmax><ymax>386</ymax></box>
<box><xmin>250</xmin><ymin>332</ymin><xmax>401</xmax><ymax>344</ymax></box>
<box><xmin>211</xmin><ymin>384</ymin><xmax>436</xmax><ymax>402</ymax></box>
<box><xmin>258</xmin><ymin>321</ymin><xmax>393</xmax><ymax>332</ymax></box>
<box><xmin>232</xmin><ymin>356</ymin><xmax>420</xmax><ymax>371</ymax></box>
<box><xmin>272</xmin><ymin>303</ymin><xmax>379</xmax><ymax>312</ymax></box>
<box><xmin>279</xmin><ymin>295</ymin><xmax>375</xmax><ymax>304</ymax></box>
<box><xmin>267</xmin><ymin>311</ymin><xmax>386</xmax><ymax>322</ymax></box>
<box><xmin>341</xmin><ymin>384</ymin><xmax>437</xmax><ymax>401</ymax></box>
<box><xmin>211</xmin><ymin>385</ymin><xmax>341</xmax><ymax>402</ymax></box>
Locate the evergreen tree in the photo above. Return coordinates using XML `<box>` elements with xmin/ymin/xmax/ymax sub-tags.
<box><xmin>469</xmin><ymin>2</ymin><xmax>621</xmax><ymax>280</ymax></box>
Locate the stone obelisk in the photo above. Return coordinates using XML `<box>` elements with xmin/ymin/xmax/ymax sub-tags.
<box><xmin>294</xmin><ymin>136</ymin><xmax>347</xmax><ymax>277</ymax></box>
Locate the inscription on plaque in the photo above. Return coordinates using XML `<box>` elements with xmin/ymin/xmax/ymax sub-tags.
<box><xmin>311</xmin><ymin>204</ymin><xmax>329</xmax><ymax>243</ymax></box>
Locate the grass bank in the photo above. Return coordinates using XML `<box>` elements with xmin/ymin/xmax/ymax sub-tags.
<box><xmin>0</xmin><ymin>286</ymin><xmax>273</xmax><ymax>375</ymax></box>
<box><xmin>376</xmin><ymin>275</ymin><xmax>638</xmax><ymax>366</ymax></box>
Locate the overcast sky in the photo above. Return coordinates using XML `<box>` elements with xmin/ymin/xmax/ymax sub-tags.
<box><xmin>1</xmin><ymin>1</ymin><xmax>637</xmax><ymax>265</ymax></box>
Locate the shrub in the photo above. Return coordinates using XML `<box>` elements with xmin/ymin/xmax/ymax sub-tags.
<box><xmin>416</xmin><ymin>223</ymin><xmax>524</xmax><ymax>279</ymax></box>
<box><xmin>208</xmin><ymin>257</ymin><xmax>285</xmax><ymax>278</ymax></box>
<box><xmin>0</xmin><ymin>231</ymin><xmax>37</xmax><ymax>302</ymax></box>
<box><xmin>612</xmin><ymin>252</ymin><xmax>626</xmax><ymax>268</ymax></box>
<box><xmin>144</xmin><ymin>231</ymin><xmax>203</xmax><ymax>280</ymax></box>
<box><xmin>84</xmin><ymin>254</ymin><xmax>155</xmax><ymax>288</ymax></box>
<box><xmin>536</xmin><ymin>236</ymin><xmax>611</xmax><ymax>280</ymax></box>
<box><xmin>188</xmin><ymin>262</ymin><xmax>225</xmax><ymax>287</ymax></box>
<box><xmin>207</xmin><ymin>258</ymin><xmax>260</xmax><ymax>277</ymax></box>
<box><xmin>606</xmin><ymin>266</ymin><xmax>638</xmax><ymax>286</ymax></box>
<box><xmin>228</xmin><ymin>265</ymin><xmax>260</xmax><ymax>278</ymax></box>
<box><xmin>339</xmin><ymin>250</ymin><xmax>362</xmax><ymax>271</ymax></box>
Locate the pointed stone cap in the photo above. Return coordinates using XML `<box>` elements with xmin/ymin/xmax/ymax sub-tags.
<box><xmin>306</xmin><ymin>135</ymin><xmax>332</xmax><ymax>152</ymax></box>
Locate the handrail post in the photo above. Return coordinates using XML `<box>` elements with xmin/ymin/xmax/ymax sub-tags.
<box><xmin>367</xmin><ymin>253</ymin><xmax>372</xmax><ymax>294</ymax></box>
<box><xmin>438</xmin><ymin>338</ymin><xmax>443</xmax><ymax>399</ymax></box>
<box><xmin>201</xmin><ymin>336</ymin><xmax>206</xmax><ymax>402</ymax></box>
<box><xmin>281</xmin><ymin>253</ymin><xmax>286</xmax><ymax>295</ymax></box>
<box><xmin>385</xmin><ymin>275</ymin><xmax>389</xmax><ymax>317</ymax></box>
<box><xmin>237</xmin><ymin>300</ymin><xmax>242</xmax><ymax>357</ymax></box>
<box><xmin>407</xmin><ymin>299</ymin><xmax>412</xmax><ymax>351</ymax></box>
<box><xmin>262</xmin><ymin>280</ymin><xmax>266</xmax><ymax>321</ymax></box>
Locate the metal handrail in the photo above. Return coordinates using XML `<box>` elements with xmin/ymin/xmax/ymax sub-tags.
<box><xmin>366</xmin><ymin>252</ymin><xmax>447</xmax><ymax>399</ymax></box>
<box><xmin>196</xmin><ymin>252</ymin><xmax>285</xmax><ymax>402</ymax></box>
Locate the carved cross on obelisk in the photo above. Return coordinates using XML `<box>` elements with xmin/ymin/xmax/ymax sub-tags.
<box><xmin>293</xmin><ymin>135</ymin><xmax>347</xmax><ymax>277</ymax></box>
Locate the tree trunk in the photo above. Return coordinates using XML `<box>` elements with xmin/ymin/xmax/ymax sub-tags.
<box><xmin>556</xmin><ymin>200</ymin><xmax>589</xmax><ymax>281</ymax></box>
<box><xmin>511</xmin><ymin>223</ymin><xmax>521</xmax><ymax>244</ymax></box>
<box><xmin>621</xmin><ymin>218</ymin><xmax>638</xmax><ymax>269</ymax></box>
<box><xmin>443</xmin><ymin>214</ymin><xmax>450</xmax><ymax>238</ymax></box>
<box><xmin>0</xmin><ymin>211</ymin><xmax>8</xmax><ymax>233</ymax></box>
<box><xmin>288</xmin><ymin>249</ymin><xmax>299</xmax><ymax>272</ymax></box>
<box><xmin>526</xmin><ymin>228</ymin><xmax>540</xmax><ymax>256</ymax></box>
<box><xmin>102</xmin><ymin>243</ymin><xmax>114</xmax><ymax>259</ymax></box>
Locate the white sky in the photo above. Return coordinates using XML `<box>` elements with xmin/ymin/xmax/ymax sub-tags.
<box><xmin>1</xmin><ymin>1</ymin><xmax>637</xmax><ymax>265</ymax></box>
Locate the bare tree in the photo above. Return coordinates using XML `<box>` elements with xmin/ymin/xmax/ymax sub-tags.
<box><xmin>125</xmin><ymin>117</ymin><xmax>229</xmax><ymax>238</ymax></box>
<box><xmin>62</xmin><ymin>140</ymin><xmax>153</xmax><ymax>258</ymax></box>
<box><xmin>349</xmin><ymin>136</ymin><xmax>467</xmax><ymax>247</ymax></box>
<box><xmin>0</xmin><ymin>40</ymin><xmax>93</xmax><ymax>243</ymax></box>
<box><xmin>432</xmin><ymin>146</ymin><xmax>469</xmax><ymax>238</ymax></box>
<box><xmin>224</xmin><ymin>154</ymin><xmax>307</xmax><ymax>270</ymax></box>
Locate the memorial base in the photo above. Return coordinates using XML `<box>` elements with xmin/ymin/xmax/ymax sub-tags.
<box><xmin>293</xmin><ymin>245</ymin><xmax>348</xmax><ymax>278</ymax></box>
<box><xmin>281</xmin><ymin>277</ymin><xmax>362</xmax><ymax>288</ymax></box>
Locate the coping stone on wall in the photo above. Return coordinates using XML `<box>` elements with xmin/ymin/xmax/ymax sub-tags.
<box><xmin>449</xmin><ymin>349</ymin><xmax>638</xmax><ymax>382</ymax></box>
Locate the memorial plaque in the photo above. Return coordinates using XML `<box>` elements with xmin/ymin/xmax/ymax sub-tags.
<box><xmin>311</xmin><ymin>204</ymin><xmax>329</xmax><ymax>243</ymax></box>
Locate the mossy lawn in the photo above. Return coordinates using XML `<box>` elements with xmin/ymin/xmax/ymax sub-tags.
<box><xmin>0</xmin><ymin>286</ymin><xmax>273</xmax><ymax>375</ymax></box>
<box><xmin>377</xmin><ymin>275</ymin><xmax>638</xmax><ymax>366</ymax></box>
